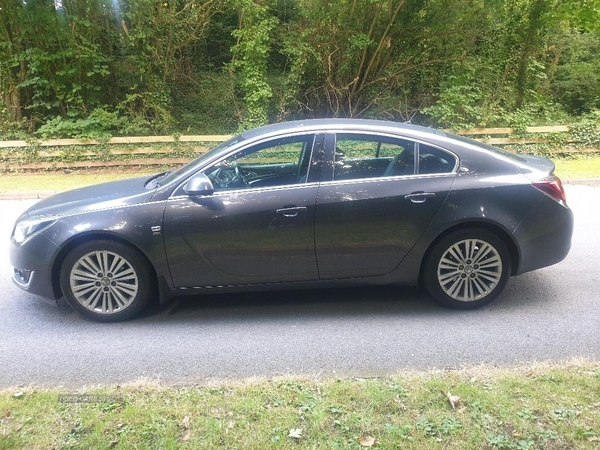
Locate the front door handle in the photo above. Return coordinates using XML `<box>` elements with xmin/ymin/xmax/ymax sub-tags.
<box><xmin>405</xmin><ymin>192</ymin><xmax>436</xmax><ymax>203</ymax></box>
<box><xmin>276</xmin><ymin>206</ymin><xmax>307</xmax><ymax>217</ymax></box>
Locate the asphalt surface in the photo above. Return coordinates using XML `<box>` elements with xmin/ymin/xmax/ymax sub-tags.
<box><xmin>1</xmin><ymin>186</ymin><xmax>599</xmax><ymax>388</ymax></box>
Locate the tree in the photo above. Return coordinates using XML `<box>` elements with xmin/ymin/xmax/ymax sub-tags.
<box><xmin>230</xmin><ymin>0</ymin><xmax>278</xmax><ymax>130</ymax></box>
<box><xmin>277</xmin><ymin>0</ymin><xmax>488</xmax><ymax>120</ymax></box>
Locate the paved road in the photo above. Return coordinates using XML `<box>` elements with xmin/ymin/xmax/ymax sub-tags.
<box><xmin>1</xmin><ymin>186</ymin><xmax>599</xmax><ymax>387</ymax></box>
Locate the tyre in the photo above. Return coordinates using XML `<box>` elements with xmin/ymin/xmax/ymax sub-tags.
<box><xmin>59</xmin><ymin>240</ymin><xmax>155</xmax><ymax>322</ymax></box>
<box><xmin>423</xmin><ymin>228</ymin><xmax>511</xmax><ymax>309</ymax></box>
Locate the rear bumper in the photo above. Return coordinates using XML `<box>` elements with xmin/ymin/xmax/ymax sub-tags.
<box><xmin>513</xmin><ymin>196</ymin><xmax>574</xmax><ymax>275</ymax></box>
<box><xmin>9</xmin><ymin>233</ymin><xmax>60</xmax><ymax>300</ymax></box>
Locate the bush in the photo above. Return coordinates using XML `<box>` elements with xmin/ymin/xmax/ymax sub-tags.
<box><xmin>35</xmin><ymin>108</ymin><xmax>123</xmax><ymax>140</ymax></box>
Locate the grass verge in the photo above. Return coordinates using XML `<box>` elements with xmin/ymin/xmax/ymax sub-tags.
<box><xmin>0</xmin><ymin>155</ymin><xmax>599</xmax><ymax>195</ymax></box>
<box><xmin>553</xmin><ymin>156</ymin><xmax>600</xmax><ymax>181</ymax></box>
<box><xmin>0</xmin><ymin>169</ymin><xmax>157</xmax><ymax>194</ymax></box>
<box><xmin>1</xmin><ymin>360</ymin><xmax>599</xmax><ymax>449</ymax></box>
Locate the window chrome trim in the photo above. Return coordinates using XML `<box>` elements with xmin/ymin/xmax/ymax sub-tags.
<box><xmin>168</xmin><ymin>128</ymin><xmax>460</xmax><ymax>198</ymax></box>
<box><xmin>168</xmin><ymin>181</ymin><xmax>321</xmax><ymax>201</ymax></box>
<box><xmin>319</xmin><ymin>172</ymin><xmax>456</xmax><ymax>188</ymax></box>
<box><xmin>170</xmin><ymin>131</ymin><xmax>321</xmax><ymax>198</ymax></box>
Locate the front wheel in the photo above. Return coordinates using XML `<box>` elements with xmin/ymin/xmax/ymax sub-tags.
<box><xmin>423</xmin><ymin>228</ymin><xmax>511</xmax><ymax>309</ymax></box>
<box><xmin>59</xmin><ymin>240</ymin><xmax>155</xmax><ymax>322</ymax></box>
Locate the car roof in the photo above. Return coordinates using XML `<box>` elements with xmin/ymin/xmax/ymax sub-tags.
<box><xmin>240</xmin><ymin>119</ymin><xmax>447</xmax><ymax>140</ymax></box>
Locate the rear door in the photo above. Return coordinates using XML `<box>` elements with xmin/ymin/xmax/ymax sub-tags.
<box><xmin>314</xmin><ymin>133</ymin><xmax>457</xmax><ymax>279</ymax></box>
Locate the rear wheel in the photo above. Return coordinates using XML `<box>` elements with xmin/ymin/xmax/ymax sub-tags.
<box><xmin>59</xmin><ymin>240</ymin><xmax>155</xmax><ymax>322</ymax></box>
<box><xmin>423</xmin><ymin>228</ymin><xmax>511</xmax><ymax>309</ymax></box>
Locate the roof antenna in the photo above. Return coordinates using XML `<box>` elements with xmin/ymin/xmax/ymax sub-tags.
<box><xmin>405</xmin><ymin>96</ymin><xmax>428</xmax><ymax>124</ymax></box>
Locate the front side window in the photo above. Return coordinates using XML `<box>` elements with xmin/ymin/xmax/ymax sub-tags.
<box><xmin>334</xmin><ymin>134</ymin><xmax>416</xmax><ymax>181</ymax></box>
<box><xmin>205</xmin><ymin>135</ymin><xmax>315</xmax><ymax>191</ymax></box>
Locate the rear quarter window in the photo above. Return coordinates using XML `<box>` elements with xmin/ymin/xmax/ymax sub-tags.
<box><xmin>418</xmin><ymin>144</ymin><xmax>456</xmax><ymax>174</ymax></box>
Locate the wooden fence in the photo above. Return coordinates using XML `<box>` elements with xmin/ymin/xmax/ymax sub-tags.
<box><xmin>0</xmin><ymin>125</ymin><xmax>597</xmax><ymax>171</ymax></box>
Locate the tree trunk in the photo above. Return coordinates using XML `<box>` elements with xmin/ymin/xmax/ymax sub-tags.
<box><xmin>4</xmin><ymin>84</ymin><xmax>22</xmax><ymax>122</ymax></box>
<box><xmin>515</xmin><ymin>0</ymin><xmax>548</xmax><ymax>108</ymax></box>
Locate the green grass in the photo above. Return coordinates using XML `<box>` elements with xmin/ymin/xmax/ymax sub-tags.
<box><xmin>1</xmin><ymin>361</ymin><xmax>599</xmax><ymax>449</ymax></box>
<box><xmin>553</xmin><ymin>155</ymin><xmax>600</xmax><ymax>180</ymax></box>
<box><xmin>0</xmin><ymin>169</ymin><xmax>157</xmax><ymax>194</ymax></box>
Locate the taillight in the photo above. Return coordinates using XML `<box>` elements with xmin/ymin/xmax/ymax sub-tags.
<box><xmin>532</xmin><ymin>176</ymin><xmax>567</xmax><ymax>203</ymax></box>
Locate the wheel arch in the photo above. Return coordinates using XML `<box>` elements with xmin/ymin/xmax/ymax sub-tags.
<box><xmin>50</xmin><ymin>232</ymin><xmax>158</xmax><ymax>300</ymax></box>
<box><xmin>419</xmin><ymin>220</ymin><xmax>521</xmax><ymax>286</ymax></box>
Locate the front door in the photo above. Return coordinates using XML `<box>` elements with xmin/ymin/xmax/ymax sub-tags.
<box><xmin>164</xmin><ymin>134</ymin><xmax>323</xmax><ymax>288</ymax></box>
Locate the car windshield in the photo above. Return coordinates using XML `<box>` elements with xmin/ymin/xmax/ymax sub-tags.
<box><xmin>445</xmin><ymin>132</ymin><xmax>528</xmax><ymax>163</ymax></box>
<box><xmin>150</xmin><ymin>135</ymin><xmax>245</xmax><ymax>187</ymax></box>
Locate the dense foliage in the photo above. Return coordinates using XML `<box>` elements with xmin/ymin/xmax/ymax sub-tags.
<box><xmin>0</xmin><ymin>0</ymin><xmax>599</xmax><ymax>137</ymax></box>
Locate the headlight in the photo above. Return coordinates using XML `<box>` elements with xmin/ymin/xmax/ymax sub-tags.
<box><xmin>12</xmin><ymin>217</ymin><xmax>57</xmax><ymax>244</ymax></box>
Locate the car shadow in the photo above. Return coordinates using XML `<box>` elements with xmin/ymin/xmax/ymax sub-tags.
<box><xmin>47</xmin><ymin>269</ymin><xmax>560</xmax><ymax>326</ymax></box>
<box><xmin>136</xmin><ymin>270</ymin><xmax>559</xmax><ymax>325</ymax></box>
<box><xmin>139</xmin><ymin>285</ymin><xmax>436</xmax><ymax>323</ymax></box>
<box><xmin>48</xmin><ymin>284</ymin><xmax>433</xmax><ymax>325</ymax></box>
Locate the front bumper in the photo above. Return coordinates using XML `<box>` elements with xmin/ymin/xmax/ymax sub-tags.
<box><xmin>9</xmin><ymin>232</ymin><xmax>61</xmax><ymax>300</ymax></box>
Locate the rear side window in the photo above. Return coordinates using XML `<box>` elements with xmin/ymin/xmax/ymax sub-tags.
<box><xmin>334</xmin><ymin>134</ymin><xmax>415</xmax><ymax>181</ymax></box>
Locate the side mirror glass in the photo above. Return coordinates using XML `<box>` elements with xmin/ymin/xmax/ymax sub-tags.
<box><xmin>184</xmin><ymin>173</ymin><xmax>214</xmax><ymax>196</ymax></box>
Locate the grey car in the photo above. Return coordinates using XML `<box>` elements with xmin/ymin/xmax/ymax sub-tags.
<box><xmin>9</xmin><ymin>119</ymin><xmax>574</xmax><ymax>321</ymax></box>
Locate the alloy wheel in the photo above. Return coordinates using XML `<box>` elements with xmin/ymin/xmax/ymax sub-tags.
<box><xmin>69</xmin><ymin>250</ymin><xmax>139</xmax><ymax>314</ymax></box>
<box><xmin>436</xmin><ymin>238</ymin><xmax>502</xmax><ymax>302</ymax></box>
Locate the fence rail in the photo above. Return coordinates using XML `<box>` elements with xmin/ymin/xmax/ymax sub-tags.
<box><xmin>450</xmin><ymin>125</ymin><xmax>577</xmax><ymax>145</ymax></box>
<box><xmin>0</xmin><ymin>135</ymin><xmax>232</xmax><ymax>149</ymax></box>
<box><xmin>454</xmin><ymin>125</ymin><xmax>571</xmax><ymax>135</ymax></box>
<box><xmin>1</xmin><ymin>125</ymin><xmax>597</xmax><ymax>171</ymax></box>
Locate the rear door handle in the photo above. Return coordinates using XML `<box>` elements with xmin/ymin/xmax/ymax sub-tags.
<box><xmin>405</xmin><ymin>192</ymin><xmax>436</xmax><ymax>203</ymax></box>
<box><xmin>276</xmin><ymin>206</ymin><xmax>307</xmax><ymax>217</ymax></box>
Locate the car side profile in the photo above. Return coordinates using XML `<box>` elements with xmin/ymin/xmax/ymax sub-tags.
<box><xmin>9</xmin><ymin>119</ymin><xmax>574</xmax><ymax>321</ymax></box>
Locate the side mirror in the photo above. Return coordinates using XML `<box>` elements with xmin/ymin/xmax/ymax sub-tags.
<box><xmin>183</xmin><ymin>173</ymin><xmax>214</xmax><ymax>196</ymax></box>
